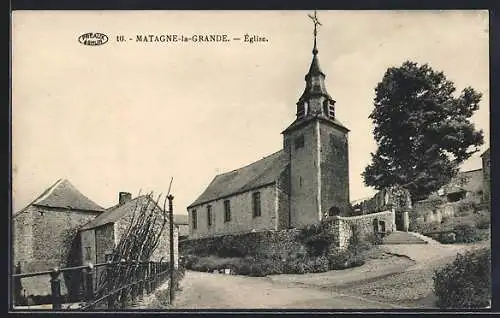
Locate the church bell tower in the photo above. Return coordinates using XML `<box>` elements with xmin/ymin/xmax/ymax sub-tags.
<box><xmin>282</xmin><ymin>11</ymin><xmax>350</xmax><ymax>228</ymax></box>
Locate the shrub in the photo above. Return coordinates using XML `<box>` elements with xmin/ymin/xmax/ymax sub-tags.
<box><xmin>183</xmin><ymin>254</ymin><xmax>200</xmax><ymax>269</ymax></box>
<box><xmin>306</xmin><ymin>256</ymin><xmax>330</xmax><ymax>273</ymax></box>
<box><xmin>363</xmin><ymin>232</ymin><xmax>383</xmax><ymax>246</ymax></box>
<box><xmin>411</xmin><ymin>218</ymin><xmax>439</xmax><ymax>234</ymax></box>
<box><xmin>433</xmin><ymin>247</ymin><xmax>491</xmax><ymax>309</ymax></box>
<box><xmin>436</xmin><ymin>232</ymin><xmax>456</xmax><ymax>244</ymax></box>
<box><xmin>328</xmin><ymin>248</ymin><xmax>365</xmax><ymax>270</ymax></box>
<box><xmin>474</xmin><ymin>213</ymin><xmax>491</xmax><ymax>230</ymax></box>
<box><xmin>454</xmin><ymin>223</ymin><xmax>482</xmax><ymax>243</ymax></box>
<box><xmin>455</xmin><ymin>198</ymin><xmax>481</xmax><ymax>217</ymax></box>
<box><xmin>303</xmin><ymin>232</ymin><xmax>335</xmax><ymax>257</ymax></box>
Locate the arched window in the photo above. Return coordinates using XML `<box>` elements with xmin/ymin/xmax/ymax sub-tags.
<box><xmin>328</xmin><ymin>206</ymin><xmax>340</xmax><ymax>216</ymax></box>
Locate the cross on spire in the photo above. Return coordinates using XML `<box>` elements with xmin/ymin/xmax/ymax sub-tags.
<box><xmin>308</xmin><ymin>10</ymin><xmax>322</xmax><ymax>55</ymax></box>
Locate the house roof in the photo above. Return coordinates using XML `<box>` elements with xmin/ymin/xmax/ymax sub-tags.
<box><xmin>80</xmin><ymin>195</ymin><xmax>164</xmax><ymax>231</ymax></box>
<box><xmin>187</xmin><ymin>150</ymin><xmax>287</xmax><ymax>208</ymax></box>
<box><xmin>173</xmin><ymin>214</ymin><xmax>189</xmax><ymax>225</ymax></box>
<box><xmin>438</xmin><ymin>168</ymin><xmax>484</xmax><ymax>195</ymax></box>
<box><xmin>15</xmin><ymin>179</ymin><xmax>104</xmax><ymax>215</ymax></box>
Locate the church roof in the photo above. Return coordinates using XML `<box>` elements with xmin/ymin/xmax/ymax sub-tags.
<box><xmin>80</xmin><ymin>195</ymin><xmax>164</xmax><ymax>231</ymax></box>
<box><xmin>187</xmin><ymin>150</ymin><xmax>287</xmax><ymax>208</ymax></box>
<box><xmin>15</xmin><ymin>179</ymin><xmax>105</xmax><ymax>215</ymax></box>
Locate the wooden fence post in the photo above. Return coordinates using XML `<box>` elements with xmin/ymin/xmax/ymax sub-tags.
<box><xmin>120</xmin><ymin>260</ymin><xmax>127</xmax><ymax>309</ymax></box>
<box><xmin>106</xmin><ymin>261</ymin><xmax>115</xmax><ymax>309</ymax></box>
<box><xmin>130</xmin><ymin>261</ymin><xmax>138</xmax><ymax>302</ymax></box>
<box><xmin>83</xmin><ymin>265</ymin><xmax>94</xmax><ymax>305</ymax></box>
<box><xmin>151</xmin><ymin>262</ymin><xmax>156</xmax><ymax>291</ymax></box>
<box><xmin>138</xmin><ymin>262</ymin><xmax>144</xmax><ymax>300</ymax></box>
<box><xmin>145</xmin><ymin>262</ymin><xmax>150</xmax><ymax>294</ymax></box>
<box><xmin>50</xmin><ymin>269</ymin><xmax>62</xmax><ymax>310</ymax></box>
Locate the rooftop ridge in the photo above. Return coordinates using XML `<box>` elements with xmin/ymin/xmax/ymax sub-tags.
<box><xmin>32</xmin><ymin>179</ymin><xmax>65</xmax><ymax>205</ymax></box>
<box><xmin>217</xmin><ymin>149</ymin><xmax>283</xmax><ymax>176</ymax></box>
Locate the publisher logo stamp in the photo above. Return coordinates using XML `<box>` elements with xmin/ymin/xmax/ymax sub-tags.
<box><xmin>78</xmin><ymin>33</ymin><xmax>109</xmax><ymax>46</ymax></box>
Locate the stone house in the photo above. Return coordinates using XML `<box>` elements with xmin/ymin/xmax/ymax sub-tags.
<box><xmin>434</xmin><ymin>168</ymin><xmax>484</xmax><ymax>203</ymax></box>
<box><xmin>79</xmin><ymin>192</ymin><xmax>179</xmax><ymax>268</ymax></box>
<box><xmin>412</xmin><ymin>162</ymin><xmax>489</xmax><ymax>225</ymax></box>
<box><xmin>187</xmin><ymin>31</ymin><xmax>350</xmax><ymax>239</ymax></box>
<box><xmin>174</xmin><ymin>214</ymin><xmax>189</xmax><ymax>241</ymax></box>
<box><xmin>13</xmin><ymin>179</ymin><xmax>105</xmax><ymax>272</ymax></box>
<box><xmin>12</xmin><ymin>179</ymin><xmax>105</xmax><ymax>296</ymax></box>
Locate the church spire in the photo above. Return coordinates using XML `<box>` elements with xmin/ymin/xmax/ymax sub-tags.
<box><xmin>296</xmin><ymin>10</ymin><xmax>336</xmax><ymax>120</ymax></box>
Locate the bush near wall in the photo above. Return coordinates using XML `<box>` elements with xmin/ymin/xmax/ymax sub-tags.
<box><xmin>180</xmin><ymin>229</ymin><xmax>304</xmax><ymax>259</ymax></box>
<box><xmin>182</xmin><ymin>222</ymin><xmax>376</xmax><ymax>276</ymax></box>
<box><xmin>433</xmin><ymin>247</ymin><xmax>491</xmax><ymax>309</ymax></box>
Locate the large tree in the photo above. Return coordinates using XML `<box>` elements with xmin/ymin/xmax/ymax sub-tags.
<box><xmin>363</xmin><ymin>61</ymin><xmax>484</xmax><ymax>202</ymax></box>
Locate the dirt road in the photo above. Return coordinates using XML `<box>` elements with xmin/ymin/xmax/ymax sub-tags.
<box><xmin>170</xmin><ymin>270</ymin><xmax>409</xmax><ymax>309</ymax></box>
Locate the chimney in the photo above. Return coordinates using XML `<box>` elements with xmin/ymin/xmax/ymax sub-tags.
<box><xmin>119</xmin><ymin>192</ymin><xmax>132</xmax><ymax>205</ymax></box>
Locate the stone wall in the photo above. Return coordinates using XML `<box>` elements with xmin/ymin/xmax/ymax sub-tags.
<box><xmin>13</xmin><ymin>205</ymin><xmax>100</xmax><ymax>272</ymax></box>
<box><xmin>95</xmin><ymin>223</ymin><xmax>115</xmax><ymax>264</ymax></box>
<box><xmin>357</xmin><ymin>187</ymin><xmax>412</xmax><ymax>215</ymax></box>
<box><xmin>328</xmin><ymin>210</ymin><xmax>396</xmax><ymax>249</ymax></box>
<box><xmin>180</xmin><ymin>229</ymin><xmax>305</xmax><ymax>259</ymax></box>
<box><xmin>187</xmin><ymin>184</ymin><xmax>279</xmax><ymax>239</ymax></box>
<box><xmin>12</xmin><ymin>205</ymin><xmax>100</xmax><ymax>297</ymax></box>
<box><xmin>13</xmin><ymin>211</ymin><xmax>33</xmax><ymax>268</ymax></box>
<box><xmin>277</xmin><ymin>166</ymin><xmax>291</xmax><ymax>230</ymax></box>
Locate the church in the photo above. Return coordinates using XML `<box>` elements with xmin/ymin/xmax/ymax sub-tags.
<box><xmin>187</xmin><ymin>13</ymin><xmax>350</xmax><ymax>239</ymax></box>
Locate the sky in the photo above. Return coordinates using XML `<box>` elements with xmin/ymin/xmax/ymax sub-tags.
<box><xmin>12</xmin><ymin>10</ymin><xmax>489</xmax><ymax>214</ymax></box>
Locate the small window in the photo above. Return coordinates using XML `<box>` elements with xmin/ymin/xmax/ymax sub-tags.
<box><xmin>252</xmin><ymin>192</ymin><xmax>261</xmax><ymax>217</ymax></box>
<box><xmin>207</xmin><ymin>205</ymin><xmax>212</xmax><ymax>226</ymax></box>
<box><xmin>294</xmin><ymin>135</ymin><xmax>304</xmax><ymax>149</ymax></box>
<box><xmin>192</xmin><ymin>210</ymin><xmax>197</xmax><ymax>229</ymax></box>
<box><xmin>224</xmin><ymin>200</ymin><xmax>231</xmax><ymax>222</ymax></box>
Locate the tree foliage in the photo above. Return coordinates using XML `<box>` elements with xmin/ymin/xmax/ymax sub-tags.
<box><xmin>363</xmin><ymin>61</ymin><xmax>484</xmax><ymax>201</ymax></box>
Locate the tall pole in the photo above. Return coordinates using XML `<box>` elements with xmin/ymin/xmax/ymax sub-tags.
<box><xmin>167</xmin><ymin>194</ymin><xmax>175</xmax><ymax>305</ymax></box>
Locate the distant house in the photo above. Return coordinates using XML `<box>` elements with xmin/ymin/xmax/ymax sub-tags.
<box><xmin>12</xmin><ymin>179</ymin><xmax>105</xmax><ymax>298</ymax></box>
<box><xmin>173</xmin><ymin>214</ymin><xmax>189</xmax><ymax>241</ymax></box>
<box><xmin>434</xmin><ymin>168</ymin><xmax>484</xmax><ymax>203</ymax></box>
<box><xmin>79</xmin><ymin>192</ymin><xmax>179</xmax><ymax>269</ymax></box>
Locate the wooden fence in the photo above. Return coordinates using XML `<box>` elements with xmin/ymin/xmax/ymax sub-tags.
<box><xmin>12</xmin><ymin>260</ymin><xmax>171</xmax><ymax>310</ymax></box>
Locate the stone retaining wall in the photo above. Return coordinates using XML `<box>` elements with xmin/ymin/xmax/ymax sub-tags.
<box><xmin>329</xmin><ymin>210</ymin><xmax>396</xmax><ymax>249</ymax></box>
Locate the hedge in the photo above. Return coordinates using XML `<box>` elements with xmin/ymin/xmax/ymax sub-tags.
<box><xmin>433</xmin><ymin>247</ymin><xmax>491</xmax><ymax>309</ymax></box>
